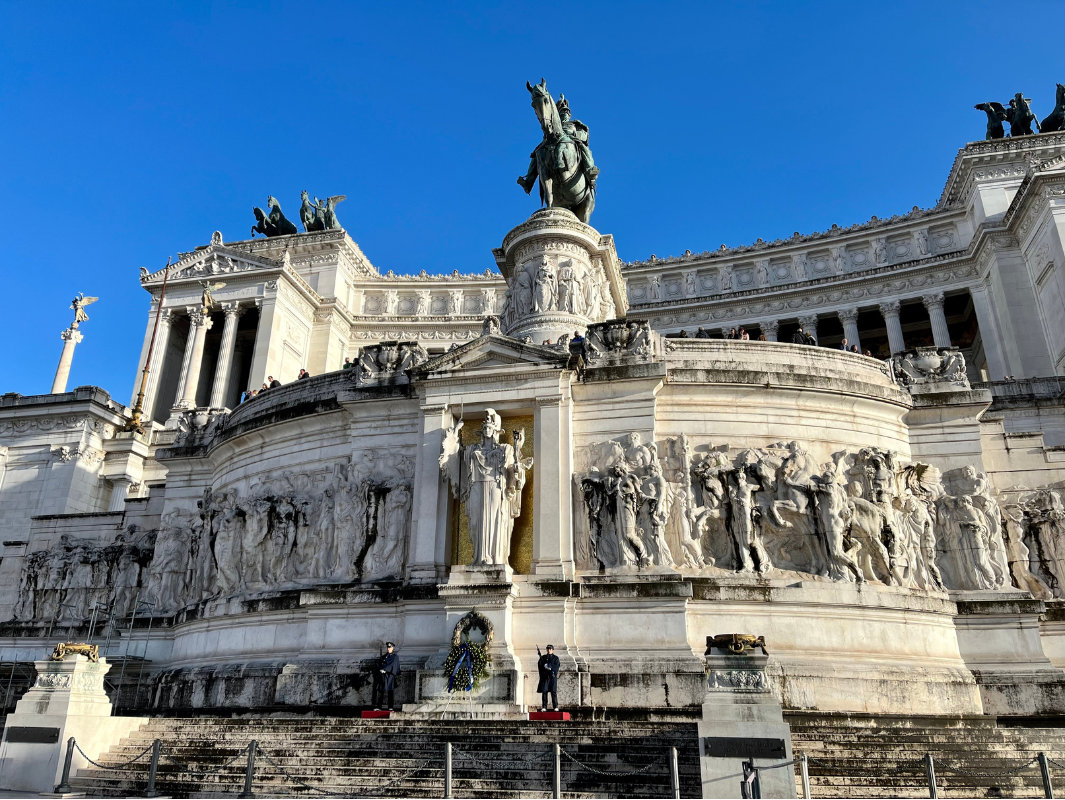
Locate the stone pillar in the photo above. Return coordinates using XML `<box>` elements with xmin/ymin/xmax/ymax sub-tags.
<box><xmin>922</xmin><ymin>292</ymin><xmax>952</xmax><ymax>348</ymax></box>
<box><xmin>761</xmin><ymin>320</ymin><xmax>779</xmax><ymax>342</ymax></box>
<box><xmin>209</xmin><ymin>303</ymin><xmax>243</xmax><ymax>408</ymax></box>
<box><xmin>0</xmin><ymin>654</ymin><xmax>146</xmax><ymax>794</ymax></box>
<box><xmin>838</xmin><ymin>308</ymin><xmax>861</xmax><ymax>352</ymax></box>
<box><xmin>798</xmin><ymin>314</ymin><xmax>819</xmax><ymax>344</ymax></box>
<box><xmin>248</xmin><ymin>295</ymin><xmax>278</xmax><ymax>390</ymax></box>
<box><xmin>407</xmin><ymin>404</ymin><xmax>451</xmax><ymax>584</ymax></box>
<box><xmin>969</xmin><ymin>285</ymin><xmax>1009</xmax><ymax>380</ymax></box>
<box><xmin>878</xmin><ymin>300</ymin><xmax>906</xmax><ymax>355</ymax></box>
<box><xmin>177</xmin><ymin>309</ymin><xmax>213</xmax><ymax>408</ymax></box>
<box><xmin>531</xmin><ymin>395</ymin><xmax>573</xmax><ymax>579</ymax></box>
<box><xmin>143</xmin><ymin>308</ymin><xmax>173</xmax><ymax>421</ymax></box>
<box><xmin>51</xmin><ymin>327</ymin><xmax>83</xmax><ymax>394</ymax></box>
<box><xmin>108</xmin><ymin>478</ymin><xmax>133</xmax><ymax>512</ymax></box>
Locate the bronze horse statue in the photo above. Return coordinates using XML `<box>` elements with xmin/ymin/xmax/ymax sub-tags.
<box><xmin>1042</xmin><ymin>84</ymin><xmax>1065</xmax><ymax>133</ymax></box>
<box><xmin>1006</xmin><ymin>93</ymin><xmax>1040</xmax><ymax>137</ymax></box>
<box><xmin>517</xmin><ymin>79</ymin><xmax>597</xmax><ymax>223</ymax></box>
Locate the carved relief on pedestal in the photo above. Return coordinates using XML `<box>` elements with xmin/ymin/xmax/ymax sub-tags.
<box><xmin>355</xmin><ymin>341</ymin><xmax>429</xmax><ymax>386</ymax></box>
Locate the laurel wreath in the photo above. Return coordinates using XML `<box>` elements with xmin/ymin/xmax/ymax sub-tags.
<box><xmin>444</xmin><ymin>610</ymin><xmax>494</xmax><ymax>691</ymax></box>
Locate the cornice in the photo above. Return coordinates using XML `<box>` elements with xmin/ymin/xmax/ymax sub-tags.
<box><xmin>938</xmin><ymin>131</ymin><xmax>1065</xmax><ymax>210</ymax></box>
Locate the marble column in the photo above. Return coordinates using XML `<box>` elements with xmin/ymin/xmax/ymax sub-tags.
<box><xmin>175</xmin><ymin>308</ymin><xmax>213</xmax><ymax>409</ymax></box>
<box><xmin>108</xmin><ymin>478</ymin><xmax>133</xmax><ymax>512</ymax></box>
<box><xmin>209</xmin><ymin>303</ymin><xmax>244</xmax><ymax>408</ymax></box>
<box><xmin>51</xmin><ymin>327</ymin><xmax>83</xmax><ymax>394</ymax></box>
<box><xmin>761</xmin><ymin>320</ymin><xmax>779</xmax><ymax>342</ymax></box>
<box><xmin>798</xmin><ymin>315</ymin><xmax>819</xmax><ymax>344</ymax></box>
<box><xmin>143</xmin><ymin>308</ymin><xmax>173</xmax><ymax>421</ymax></box>
<box><xmin>878</xmin><ymin>300</ymin><xmax>906</xmax><ymax>354</ymax></box>
<box><xmin>838</xmin><ymin>308</ymin><xmax>861</xmax><ymax>352</ymax></box>
<box><xmin>922</xmin><ymin>292</ymin><xmax>952</xmax><ymax>348</ymax></box>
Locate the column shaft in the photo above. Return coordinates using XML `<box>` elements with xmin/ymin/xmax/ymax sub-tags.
<box><xmin>798</xmin><ymin>315</ymin><xmax>819</xmax><ymax>344</ymax></box>
<box><xmin>143</xmin><ymin>309</ymin><xmax>173</xmax><ymax>421</ymax></box>
<box><xmin>51</xmin><ymin>328</ymin><xmax>83</xmax><ymax>394</ymax></box>
<box><xmin>407</xmin><ymin>404</ymin><xmax>451</xmax><ymax>584</ymax></box>
<box><xmin>879</xmin><ymin>301</ymin><xmax>906</xmax><ymax>354</ymax></box>
<box><xmin>761</xmin><ymin>320</ymin><xmax>779</xmax><ymax>342</ymax></box>
<box><xmin>209</xmin><ymin>305</ymin><xmax>243</xmax><ymax>408</ymax></box>
<box><xmin>838</xmin><ymin>308</ymin><xmax>861</xmax><ymax>351</ymax></box>
<box><xmin>922</xmin><ymin>293</ymin><xmax>952</xmax><ymax>348</ymax></box>
<box><xmin>179</xmin><ymin>310</ymin><xmax>213</xmax><ymax>408</ymax></box>
<box><xmin>108</xmin><ymin>479</ymin><xmax>133</xmax><ymax>512</ymax></box>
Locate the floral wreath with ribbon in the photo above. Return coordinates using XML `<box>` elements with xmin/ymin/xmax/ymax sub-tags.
<box><xmin>442</xmin><ymin>610</ymin><xmax>493</xmax><ymax>692</ymax></box>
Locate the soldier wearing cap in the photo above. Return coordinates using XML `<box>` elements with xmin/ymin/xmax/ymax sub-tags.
<box><xmin>373</xmin><ymin>642</ymin><xmax>401</xmax><ymax>711</ymax></box>
<box><xmin>537</xmin><ymin>644</ymin><xmax>561</xmax><ymax>712</ymax></box>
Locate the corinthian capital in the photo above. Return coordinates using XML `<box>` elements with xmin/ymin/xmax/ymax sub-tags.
<box><xmin>921</xmin><ymin>292</ymin><xmax>945</xmax><ymax>311</ymax></box>
<box><xmin>878</xmin><ymin>300</ymin><xmax>902</xmax><ymax>317</ymax></box>
<box><xmin>837</xmin><ymin>307</ymin><xmax>860</xmax><ymax>324</ymax></box>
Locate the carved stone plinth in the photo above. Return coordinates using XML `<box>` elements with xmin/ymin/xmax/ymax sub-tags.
<box><xmin>412</xmin><ymin>565</ymin><xmax>526</xmax><ymax>715</ymax></box>
<box><xmin>493</xmin><ymin>208</ymin><xmax>627</xmax><ymax>345</ymax></box>
<box><xmin>0</xmin><ymin>654</ymin><xmax>146</xmax><ymax>794</ymax></box>
<box><xmin>697</xmin><ymin>643</ymin><xmax>796</xmax><ymax>799</ymax></box>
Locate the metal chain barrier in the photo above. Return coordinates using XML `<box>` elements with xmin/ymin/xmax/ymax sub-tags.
<box><xmin>804</xmin><ymin>754</ymin><xmax>928</xmax><ymax>777</ymax></box>
<box><xmin>71</xmin><ymin>740</ymin><xmax>155</xmax><ymax>771</ymax></box>
<box><xmin>161</xmin><ymin>744</ymin><xmax>252</xmax><ymax>778</ymax></box>
<box><xmin>1047</xmin><ymin>755</ymin><xmax>1065</xmax><ymax>772</ymax></box>
<box><xmin>451</xmin><ymin>744</ymin><xmax>554</xmax><ymax>767</ymax></box>
<box><xmin>560</xmin><ymin>746</ymin><xmax>662</xmax><ymax>777</ymax></box>
<box><xmin>935</xmin><ymin>755</ymin><xmax>1040</xmax><ymax>779</ymax></box>
<box><xmin>257</xmin><ymin>744</ymin><xmax>435</xmax><ymax>798</ymax></box>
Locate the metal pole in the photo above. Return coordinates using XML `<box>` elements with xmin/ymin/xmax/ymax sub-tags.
<box><xmin>133</xmin><ymin>605</ymin><xmax>155</xmax><ymax>710</ymax></box>
<box><xmin>102</xmin><ymin>600</ymin><xmax>117</xmax><ymax>657</ymax></box>
<box><xmin>925</xmin><ymin>753</ymin><xmax>938</xmax><ymax>800</ymax></box>
<box><xmin>46</xmin><ymin>604</ymin><xmax>58</xmax><ymax>642</ymax></box>
<box><xmin>4</xmin><ymin>651</ymin><xmax>16</xmax><ymax>713</ymax></box>
<box><xmin>800</xmin><ymin>752</ymin><xmax>811</xmax><ymax>800</ymax></box>
<box><xmin>144</xmin><ymin>739</ymin><xmax>161</xmax><ymax>798</ymax></box>
<box><xmin>554</xmin><ymin>743</ymin><xmax>561</xmax><ymax>799</ymax></box>
<box><xmin>238</xmin><ymin>741</ymin><xmax>257</xmax><ymax>798</ymax></box>
<box><xmin>86</xmin><ymin>605</ymin><xmax>97</xmax><ymax>645</ymax></box>
<box><xmin>1040</xmin><ymin>752</ymin><xmax>1054</xmax><ymax>799</ymax></box>
<box><xmin>116</xmin><ymin>592</ymin><xmax>140</xmax><ymax>710</ymax></box>
<box><xmin>444</xmin><ymin>742</ymin><xmax>452</xmax><ymax>799</ymax></box>
<box><xmin>670</xmin><ymin>745</ymin><xmax>680</xmax><ymax>799</ymax></box>
<box><xmin>55</xmin><ymin>737</ymin><xmax>76</xmax><ymax>793</ymax></box>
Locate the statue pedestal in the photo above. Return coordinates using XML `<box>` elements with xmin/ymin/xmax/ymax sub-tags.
<box><xmin>0</xmin><ymin>655</ymin><xmax>147</xmax><ymax>794</ymax></box>
<box><xmin>697</xmin><ymin>650</ymin><xmax>796</xmax><ymax>799</ymax></box>
<box><xmin>494</xmin><ymin>208</ymin><xmax>627</xmax><ymax>345</ymax></box>
<box><xmin>409</xmin><ymin>564</ymin><xmax>526</xmax><ymax>716</ymax></box>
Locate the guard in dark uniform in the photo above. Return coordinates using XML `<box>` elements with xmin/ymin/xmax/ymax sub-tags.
<box><xmin>373</xmin><ymin>642</ymin><xmax>401</xmax><ymax>711</ymax></box>
<box><xmin>537</xmin><ymin>644</ymin><xmax>560</xmax><ymax>711</ymax></box>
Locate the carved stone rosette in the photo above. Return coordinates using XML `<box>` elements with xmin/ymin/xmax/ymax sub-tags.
<box><xmin>493</xmin><ymin>208</ymin><xmax>627</xmax><ymax>344</ymax></box>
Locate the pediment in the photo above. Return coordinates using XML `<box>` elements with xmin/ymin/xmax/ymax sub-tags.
<box><xmin>141</xmin><ymin>244</ymin><xmax>281</xmax><ymax>285</ymax></box>
<box><xmin>416</xmin><ymin>334</ymin><xmax>570</xmax><ymax>375</ymax></box>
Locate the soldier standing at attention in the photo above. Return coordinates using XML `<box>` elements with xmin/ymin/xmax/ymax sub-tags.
<box><xmin>537</xmin><ymin>644</ymin><xmax>561</xmax><ymax>712</ymax></box>
<box><xmin>373</xmin><ymin>642</ymin><xmax>401</xmax><ymax>711</ymax></box>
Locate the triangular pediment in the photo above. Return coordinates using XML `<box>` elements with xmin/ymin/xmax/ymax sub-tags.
<box><xmin>141</xmin><ymin>243</ymin><xmax>282</xmax><ymax>285</ymax></box>
<box><xmin>416</xmin><ymin>334</ymin><xmax>570</xmax><ymax>375</ymax></box>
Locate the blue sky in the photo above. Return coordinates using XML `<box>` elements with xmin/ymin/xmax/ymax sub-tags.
<box><xmin>2</xmin><ymin>1</ymin><xmax>1063</xmax><ymax>399</ymax></box>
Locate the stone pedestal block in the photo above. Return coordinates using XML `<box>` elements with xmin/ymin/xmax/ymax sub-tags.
<box><xmin>0</xmin><ymin>654</ymin><xmax>147</xmax><ymax>794</ymax></box>
<box><xmin>697</xmin><ymin>649</ymin><xmax>796</xmax><ymax>799</ymax></box>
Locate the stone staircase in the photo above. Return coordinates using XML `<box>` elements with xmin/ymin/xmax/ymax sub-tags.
<box><xmin>788</xmin><ymin>712</ymin><xmax>1065</xmax><ymax>798</ymax></box>
<box><xmin>68</xmin><ymin>716</ymin><xmax>703</xmax><ymax>798</ymax></box>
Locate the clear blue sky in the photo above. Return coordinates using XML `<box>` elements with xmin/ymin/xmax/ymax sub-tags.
<box><xmin>2</xmin><ymin>1</ymin><xmax>1062</xmax><ymax>400</ymax></box>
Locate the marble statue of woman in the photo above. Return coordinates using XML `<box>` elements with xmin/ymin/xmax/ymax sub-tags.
<box><xmin>533</xmin><ymin>256</ymin><xmax>557</xmax><ymax>313</ymax></box>
<box><xmin>439</xmin><ymin>409</ymin><xmax>533</xmax><ymax>566</ymax></box>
